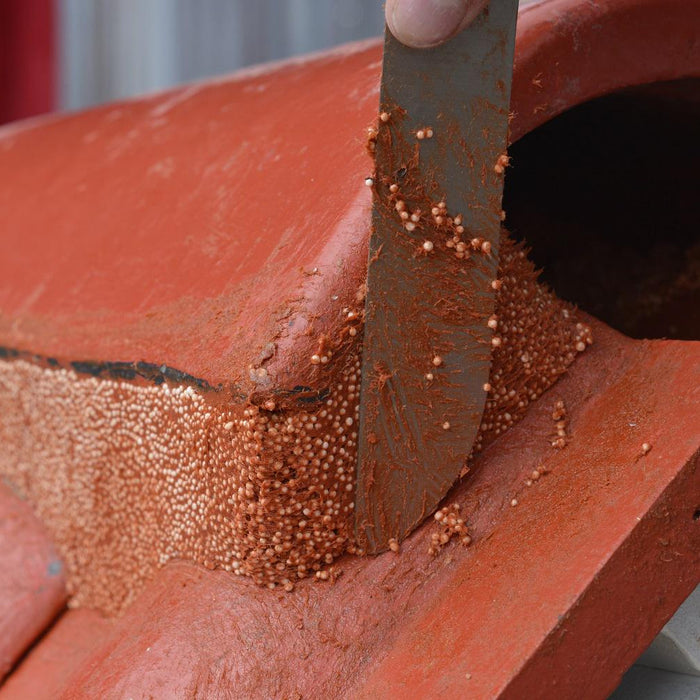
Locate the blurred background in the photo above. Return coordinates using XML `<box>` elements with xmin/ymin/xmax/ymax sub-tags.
<box><xmin>0</xmin><ymin>0</ymin><xmax>384</xmax><ymax>125</ymax></box>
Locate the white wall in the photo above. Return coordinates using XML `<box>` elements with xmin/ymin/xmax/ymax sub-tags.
<box><xmin>58</xmin><ymin>0</ymin><xmax>385</xmax><ymax>111</ymax></box>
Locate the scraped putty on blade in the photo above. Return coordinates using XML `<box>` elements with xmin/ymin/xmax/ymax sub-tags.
<box><xmin>355</xmin><ymin>0</ymin><xmax>519</xmax><ymax>553</ymax></box>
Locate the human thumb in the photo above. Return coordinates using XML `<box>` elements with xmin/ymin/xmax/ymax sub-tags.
<box><xmin>386</xmin><ymin>0</ymin><xmax>490</xmax><ymax>48</ymax></box>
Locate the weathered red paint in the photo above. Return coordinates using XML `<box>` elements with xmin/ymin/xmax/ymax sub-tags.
<box><xmin>0</xmin><ymin>0</ymin><xmax>697</xmax><ymax>391</ymax></box>
<box><xmin>357</xmin><ymin>329</ymin><xmax>699</xmax><ymax>699</ymax></box>
<box><xmin>0</xmin><ymin>485</ymin><xmax>66</xmax><ymax>682</ymax></box>
<box><xmin>2</xmin><ymin>322</ymin><xmax>698</xmax><ymax>699</ymax></box>
<box><xmin>0</xmin><ymin>609</ymin><xmax>108</xmax><ymax>699</ymax></box>
<box><xmin>0</xmin><ymin>0</ymin><xmax>698</xmax><ymax>697</ymax></box>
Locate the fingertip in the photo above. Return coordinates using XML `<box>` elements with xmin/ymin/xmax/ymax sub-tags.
<box><xmin>386</xmin><ymin>0</ymin><xmax>487</xmax><ymax>49</ymax></box>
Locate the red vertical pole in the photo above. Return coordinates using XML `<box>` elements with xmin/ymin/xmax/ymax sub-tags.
<box><xmin>0</xmin><ymin>0</ymin><xmax>55</xmax><ymax>125</ymax></box>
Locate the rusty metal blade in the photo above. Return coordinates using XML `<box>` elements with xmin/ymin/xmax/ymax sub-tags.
<box><xmin>355</xmin><ymin>0</ymin><xmax>519</xmax><ymax>553</ymax></box>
